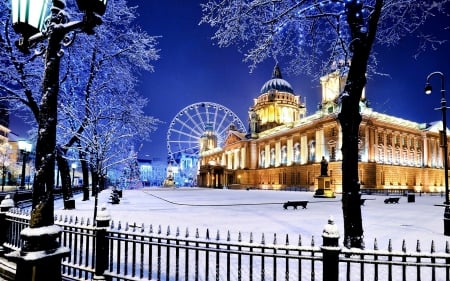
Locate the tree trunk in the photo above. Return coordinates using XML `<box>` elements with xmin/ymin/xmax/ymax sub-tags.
<box><xmin>338</xmin><ymin>65</ymin><xmax>365</xmax><ymax>248</ymax></box>
<box><xmin>99</xmin><ymin>174</ymin><xmax>105</xmax><ymax>191</ymax></box>
<box><xmin>337</xmin><ymin>0</ymin><xmax>383</xmax><ymax>249</ymax></box>
<box><xmin>91</xmin><ymin>166</ymin><xmax>99</xmax><ymax>196</ymax></box>
<box><xmin>56</xmin><ymin>146</ymin><xmax>72</xmax><ymax>200</ymax></box>
<box><xmin>79</xmin><ymin>149</ymin><xmax>90</xmax><ymax>200</ymax></box>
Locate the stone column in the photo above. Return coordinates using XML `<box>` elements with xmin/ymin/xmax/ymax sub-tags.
<box><xmin>0</xmin><ymin>195</ymin><xmax>15</xmax><ymax>256</ymax></box>
<box><xmin>321</xmin><ymin>217</ymin><xmax>341</xmax><ymax>281</ymax></box>
<box><xmin>93</xmin><ymin>205</ymin><xmax>111</xmax><ymax>281</ymax></box>
<box><xmin>275</xmin><ymin>142</ymin><xmax>281</xmax><ymax>167</ymax></box>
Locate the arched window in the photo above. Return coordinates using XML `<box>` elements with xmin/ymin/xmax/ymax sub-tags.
<box><xmin>402</xmin><ymin>149</ymin><xmax>408</xmax><ymax>166</ymax></box>
<box><xmin>387</xmin><ymin>146</ymin><xmax>393</xmax><ymax>164</ymax></box>
<box><xmin>270</xmin><ymin>148</ymin><xmax>276</xmax><ymax>166</ymax></box>
<box><xmin>293</xmin><ymin>143</ymin><xmax>300</xmax><ymax>163</ymax></box>
<box><xmin>377</xmin><ymin>145</ymin><xmax>384</xmax><ymax>163</ymax></box>
<box><xmin>416</xmin><ymin>150</ymin><xmax>422</xmax><ymax>167</ymax></box>
<box><xmin>259</xmin><ymin>150</ymin><xmax>265</xmax><ymax>168</ymax></box>
<box><xmin>328</xmin><ymin>140</ymin><xmax>336</xmax><ymax>161</ymax></box>
<box><xmin>395</xmin><ymin>149</ymin><xmax>400</xmax><ymax>165</ymax></box>
<box><xmin>409</xmin><ymin>151</ymin><xmax>415</xmax><ymax>166</ymax></box>
<box><xmin>281</xmin><ymin>145</ymin><xmax>287</xmax><ymax>165</ymax></box>
<box><xmin>309</xmin><ymin>141</ymin><xmax>316</xmax><ymax>162</ymax></box>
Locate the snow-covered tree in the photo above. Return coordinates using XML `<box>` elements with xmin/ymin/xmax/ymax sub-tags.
<box><xmin>1</xmin><ymin>0</ymin><xmax>160</xmax><ymax>205</ymax></box>
<box><xmin>201</xmin><ymin>0</ymin><xmax>449</xmax><ymax>248</ymax></box>
<box><xmin>55</xmin><ymin>0</ymin><xmax>160</xmax><ymax>198</ymax></box>
<box><xmin>61</xmin><ymin>83</ymin><xmax>158</xmax><ymax>193</ymax></box>
<box><xmin>0</xmin><ymin>142</ymin><xmax>12</xmax><ymax>188</ymax></box>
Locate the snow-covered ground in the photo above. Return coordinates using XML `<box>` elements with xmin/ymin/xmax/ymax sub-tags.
<box><xmin>54</xmin><ymin>187</ymin><xmax>449</xmax><ymax>253</ymax></box>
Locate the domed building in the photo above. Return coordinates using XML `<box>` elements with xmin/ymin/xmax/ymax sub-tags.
<box><xmin>249</xmin><ymin>64</ymin><xmax>306</xmax><ymax>136</ymax></box>
<box><xmin>198</xmin><ymin>65</ymin><xmax>447</xmax><ymax>194</ymax></box>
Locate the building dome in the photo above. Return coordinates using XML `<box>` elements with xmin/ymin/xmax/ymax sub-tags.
<box><xmin>250</xmin><ymin>64</ymin><xmax>306</xmax><ymax>134</ymax></box>
<box><xmin>260</xmin><ymin>64</ymin><xmax>294</xmax><ymax>94</ymax></box>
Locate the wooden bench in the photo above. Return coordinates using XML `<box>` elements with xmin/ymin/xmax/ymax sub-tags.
<box><xmin>283</xmin><ymin>201</ymin><xmax>308</xmax><ymax>210</ymax></box>
<box><xmin>384</xmin><ymin>197</ymin><xmax>400</xmax><ymax>204</ymax></box>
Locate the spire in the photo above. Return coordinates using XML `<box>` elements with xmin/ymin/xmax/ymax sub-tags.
<box><xmin>272</xmin><ymin>64</ymin><xmax>282</xmax><ymax>79</ymax></box>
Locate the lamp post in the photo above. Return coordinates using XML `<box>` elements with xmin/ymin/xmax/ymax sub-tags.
<box><xmin>71</xmin><ymin>162</ymin><xmax>77</xmax><ymax>186</ymax></box>
<box><xmin>17</xmin><ymin>140</ymin><xmax>32</xmax><ymax>189</ymax></box>
<box><xmin>424</xmin><ymin>71</ymin><xmax>449</xmax><ymax>236</ymax></box>
<box><xmin>8</xmin><ymin>0</ymin><xmax>108</xmax><ymax>280</ymax></box>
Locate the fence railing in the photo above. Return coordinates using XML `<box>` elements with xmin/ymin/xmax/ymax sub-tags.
<box><xmin>58</xmin><ymin>215</ymin><xmax>97</xmax><ymax>280</ymax></box>
<box><xmin>1</xmin><ymin>208</ymin><xmax>450</xmax><ymax>281</ymax></box>
<box><xmin>105</xmin><ymin>223</ymin><xmax>322</xmax><ymax>281</ymax></box>
<box><xmin>340</xmin><ymin>240</ymin><xmax>450</xmax><ymax>281</ymax></box>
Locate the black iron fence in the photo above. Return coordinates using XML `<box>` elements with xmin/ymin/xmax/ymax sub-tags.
<box><xmin>1</xmin><ymin>208</ymin><xmax>450</xmax><ymax>281</ymax></box>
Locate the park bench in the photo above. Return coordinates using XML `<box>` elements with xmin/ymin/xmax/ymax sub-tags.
<box><xmin>360</xmin><ymin>198</ymin><xmax>376</xmax><ymax>205</ymax></box>
<box><xmin>384</xmin><ymin>197</ymin><xmax>400</xmax><ymax>204</ymax></box>
<box><xmin>283</xmin><ymin>200</ymin><xmax>308</xmax><ymax>210</ymax></box>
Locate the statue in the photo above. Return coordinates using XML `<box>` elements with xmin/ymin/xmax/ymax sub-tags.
<box><xmin>320</xmin><ymin>156</ymin><xmax>328</xmax><ymax>176</ymax></box>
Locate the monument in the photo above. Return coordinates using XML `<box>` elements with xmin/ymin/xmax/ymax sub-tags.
<box><xmin>314</xmin><ymin>156</ymin><xmax>335</xmax><ymax>198</ymax></box>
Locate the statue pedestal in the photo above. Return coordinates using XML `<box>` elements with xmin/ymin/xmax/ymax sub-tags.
<box><xmin>314</xmin><ymin>176</ymin><xmax>335</xmax><ymax>198</ymax></box>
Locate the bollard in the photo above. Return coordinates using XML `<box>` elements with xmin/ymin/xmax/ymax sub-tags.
<box><xmin>321</xmin><ymin>216</ymin><xmax>341</xmax><ymax>281</ymax></box>
<box><xmin>444</xmin><ymin>206</ymin><xmax>450</xmax><ymax>236</ymax></box>
<box><xmin>93</xmin><ymin>204</ymin><xmax>111</xmax><ymax>281</ymax></box>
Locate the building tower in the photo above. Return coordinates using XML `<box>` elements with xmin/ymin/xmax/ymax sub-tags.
<box><xmin>200</xmin><ymin>123</ymin><xmax>218</xmax><ymax>153</ymax></box>
<box><xmin>249</xmin><ymin>64</ymin><xmax>306</xmax><ymax>135</ymax></box>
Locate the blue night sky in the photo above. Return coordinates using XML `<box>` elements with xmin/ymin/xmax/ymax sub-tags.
<box><xmin>126</xmin><ymin>0</ymin><xmax>450</xmax><ymax>160</ymax></box>
<box><xmin>10</xmin><ymin>1</ymin><xmax>450</xmax><ymax>161</ymax></box>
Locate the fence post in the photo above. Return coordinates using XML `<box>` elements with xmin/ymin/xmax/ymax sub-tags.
<box><xmin>0</xmin><ymin>195</ymin><xmax>15</xmax><ymax>256</ymax></box>
<box><xmin>321</xmin><ymin>216</ymin><xmax>341</xmax><ymax>281</ymax></box>
<box><xmin>93</xmin><ymin>204</ymin><xmax>111</xmax><ymax>281</ymax></box>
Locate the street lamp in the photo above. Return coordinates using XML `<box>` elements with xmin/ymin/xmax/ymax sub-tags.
<box><xmin>11</xmin><ymin>0</ymin><xmax>48</xmax><ymax>49</ymax></box>
<box><xmin>7</xmin><ymin>1</ymin><xmax>108</xmax><ymax>280</ymax></box>
<box><xmin>71</xmin><ymin>162</ymin><xmax>77</xmax><ymax>186</ymax></box>
<box><xmin>424</xmin><ymin>71</ymin><xmax>449</xmax><ymax>236</ymax></box>
<box><xmin>17</xmin><ymin>140</ymin><xmax>32</xmax><ymax>189</ymax></box>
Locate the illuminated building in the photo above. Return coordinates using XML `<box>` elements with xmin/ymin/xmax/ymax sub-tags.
<box><xmin>198</xmin><ymin>65</ymin><xmax>447</xmax><ymax>193</ymax></box>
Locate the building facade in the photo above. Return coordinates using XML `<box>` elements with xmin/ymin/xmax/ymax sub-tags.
<box><xmin>0</xmin><ymin>125</ymin><xmax>35</xmax><ymax>188</ymax></box>
<box><xmin>198</xmin><ymin>66</ymin><xmax>447</xmax><ymax>193</ymax></box>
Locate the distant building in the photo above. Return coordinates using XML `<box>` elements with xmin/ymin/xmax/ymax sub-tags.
<box><xmin>198</xmin><ymin>65</ymin><xmax>446</xmax><ymax>193</ymax></box>
<box><xmin>1</xmin><ymin>126</ymin><xmax>34</xmax><ymax>187</ymax></box>
<box><xmin>138</xmin><ymin>157</ymin><xmax>167</xmax><ymax>187</ymax></box>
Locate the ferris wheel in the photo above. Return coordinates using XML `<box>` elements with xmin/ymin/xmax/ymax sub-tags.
<box><xmin>167</xmin><ymin>102</ymin><xmax>247</xmax><ymax>162</ymax></box>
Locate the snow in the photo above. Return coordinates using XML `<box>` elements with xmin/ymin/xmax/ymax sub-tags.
<box><xmin>21</xmin><ymin>224</ymin><xmax>62</xmax><ymax>237</ymax></box>
<box><xmin>322</xmin><ymin>216</ymin><xmax>340</xmax><ymax>239</ymax></box>
<box><xmin>54</xmin><ymin>187</ymin><xmax>449</xmax><ymax>253</ymax></box>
